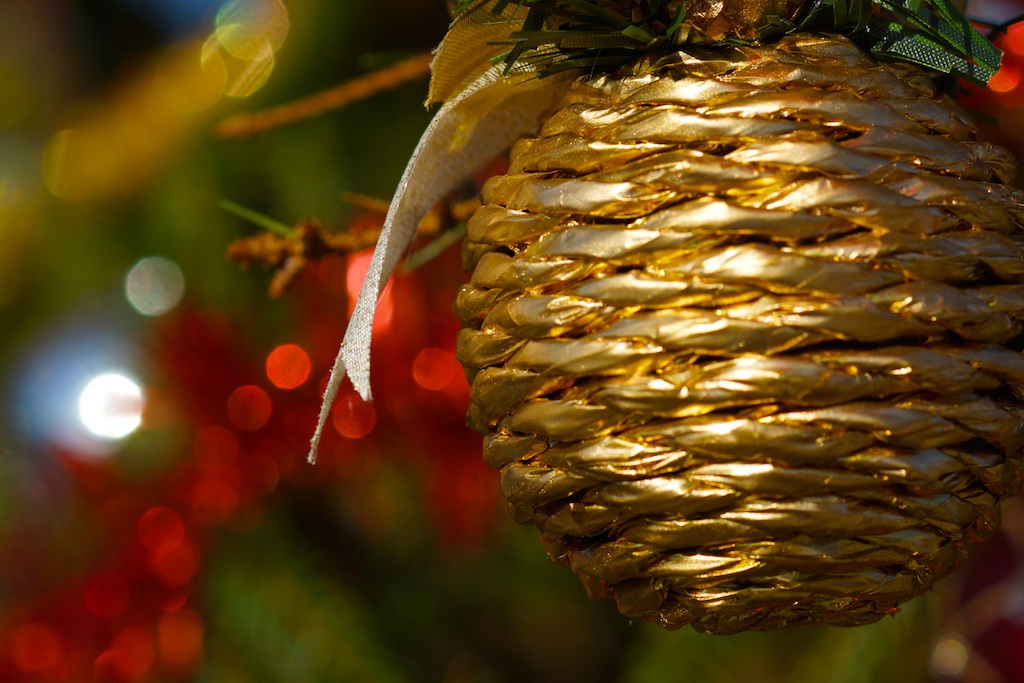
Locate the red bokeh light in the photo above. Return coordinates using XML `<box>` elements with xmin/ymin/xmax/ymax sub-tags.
<box><xmin>989</xmin><ymin>61</ymin><xmax>1021</xmax><ymax>94</ymax></box>
<box><xmin>9</xmin><ymin>623</ymin><xmax>63</xmax><ymax>672</ymax></box>
<box><xmin>138</xmin><ymin>507</ymin><xmax>185</xmax><ymax>554</ymax></box>
<box><xmin>412</xmin><ymin>347</ymin><xmax>459</xmax><ymax>391</ymax></box>
<box><xmin>84</xmin><ymin>571</ymin><xmax>131</xmax><ymax>618</ymax></box>
<box><xmin>193</xmin><ymin>426</ymin><xmax>239</xmax><ymax>472</ymax></box>
<box><xmin>190</xmin><ymin>477</ymin><xmax>239</xmax><ymax>524</ymax></box>
<box><xmin>153</xmin><ymin>587</ymin><xmax>190</xmax><ymax>613</ymax></box>
<box><xmin>93</xmin><ymin>649</ymin><xmax>134</xmax><ymax>683</ymax></box>
<box><xmin>317</xmin><ymin>253</ymin><xmax>350</xmax><ymax>299</ymax></box>
<box><xmin>331</xmin><ymin>394</ymin><xmax>377</xmax><ymax>439</ymax></box>
<box><xmin>156</xmin><ymin>611</ymin><xmax>203</xmax><ymax>673</ymax></box>
<box><xmin>347</xmin><ymin>252</ymin><xmax>394</xmax><ymax>331</ymax></box>
<box><xmin>266</xmin><ymin>343</ymin><xmax>312</xmax><ymax>389</ymax></box>
<box><xmin>1008</xmin><ymin>22</ymin><xmax>1024</xmax><ymax>59</ymax></box>
<box><xmin>226</xmin><ymin>385</ymin><xmax>272</xmax><ymax>430</ymax></box>
<box><xmin>110</xmin><ymin>626</ymin><xmax>155</xmax><ymax>677</ymax></box>
<box><xmin>150</xmin><ymin>540</ymin><xmax>200</xmax><ymax>586</ymax></box>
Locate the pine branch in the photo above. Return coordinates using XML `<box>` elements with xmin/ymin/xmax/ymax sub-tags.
<box><xmin>225</xmin><ymin>194</ymin><xmax>478</xmax><ymax>297</ymax></box>
<box><xmin>216</xmin><ymin>53</ymin><xmax>433</xmax><ymax>140</ymax></box>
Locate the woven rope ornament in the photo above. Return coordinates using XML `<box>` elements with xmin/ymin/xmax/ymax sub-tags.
<box><xmin>455</xmin><ymin>35</ymin><xmax>1024</xmax><ymax>633</ymax></box>
<box><xmin>314</xmin><ymin>0</ymin><xmax>1024</xmax><ymax>633</ymax></box>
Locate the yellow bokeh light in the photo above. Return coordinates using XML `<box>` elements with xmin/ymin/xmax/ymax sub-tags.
<box><xmin>43</xmin><ymin>122</ymin><xmax>112</xmax><ymax>202</ymax></box>
<box><xmin>41</xmin><ymin>39</ymin><xmax>238</xmax><ymax>201</ymax></box>
<box><xmin>40</xmin><ymin>0</ymin><xmax>291</xmax><ymax>202</ymax></box>
<box><xmin>155</xmin><ymin>41</ymin><xmax>229</xmax><ymax>114</ymax></box>
<box><xmin>225</xmin><ymin>43</ymin><xmax>276</xmax><ymax>98</ymax></box>
<box><xmin>204</xmin><ymin>31</ymin><xmax>277</xmax><ymax>99</ymax></box>
<box><xmin>215</xmin><ymin>0</ymin><xmax>289</xmax><ymax>60</ymax></box>
<box><xmin>206</xmin><ymin>0</ymin><xmax>289</xmax><ymax>99</ymax></box>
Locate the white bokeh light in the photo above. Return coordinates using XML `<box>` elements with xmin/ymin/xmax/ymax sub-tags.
<box><xmin>78</xmin><ymin>373</ymin><xmax>144</xmax><ymax>439</ymax></box>
<box><xmin>125</xmin><ymin>256</ymin><xmax>185</xmax><ymax>316</ymax></box>
<box><xmin>931</xmin><ymin>637</ymin><xmax>969</xmax><ymax>678</ymax></box>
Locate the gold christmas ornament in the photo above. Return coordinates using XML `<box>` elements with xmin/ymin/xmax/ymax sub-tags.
<box><xmin>314</xmin><ymin>0</ymin><xmax>1024</xmax><ymax>633</ymax></box>
<box><xmin>455</xmin><ymin>32</ymin><xmax>1024</xmax><ymax>633</ymax></box>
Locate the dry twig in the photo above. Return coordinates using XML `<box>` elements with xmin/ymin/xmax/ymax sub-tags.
<box><xmin>216</xmin><ymin>52</ymin><xmax>433</xmax><ymax>139</ymax></box>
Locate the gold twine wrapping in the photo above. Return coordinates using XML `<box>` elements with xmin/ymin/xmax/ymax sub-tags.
<box><xmin>455</xmin><ymin>34</ymin><xmax>1024</xmax><ymax>633</ymax></box>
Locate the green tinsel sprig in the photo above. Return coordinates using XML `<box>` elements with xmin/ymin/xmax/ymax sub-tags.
<box><xmin>452</xmin><ymin>0</ymin><xmax>1001</xmax><ymax>85</ymax></box>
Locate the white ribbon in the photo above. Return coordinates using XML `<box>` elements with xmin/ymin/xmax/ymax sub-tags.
<box><xmin>309</xmin><ymin>68</ymin><xmax>570</xmax><ymax>463</ymax></box>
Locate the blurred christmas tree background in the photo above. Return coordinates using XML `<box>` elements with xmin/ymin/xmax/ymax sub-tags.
<box><xmin>3</xmin><ymin>0</ymin><xmax>1024</xmax><ymax>681</ymax></box>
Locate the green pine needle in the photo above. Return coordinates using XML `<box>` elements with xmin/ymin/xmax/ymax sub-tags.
<box><xmin>220</xmin><ymin>199</ymin><xmax>296</xmax><ymax>238</ymax></box>
<box><xmin>401</xmin><ymin>222</ymin><xmax>469</xmax><ymax>273</ymax></box>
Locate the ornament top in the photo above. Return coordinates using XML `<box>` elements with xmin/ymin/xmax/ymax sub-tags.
<box><xmin>442</xmin><ymin>0</ymin><xmax>1000</xmax><ymax>94</ymax></box>
<box><xmin>668</xmin><ymin>0</ymin><xmax>807</xmax><ymax>40</ymax></box>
